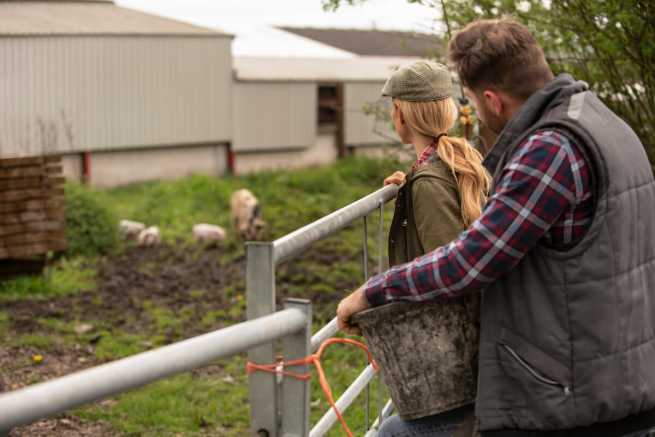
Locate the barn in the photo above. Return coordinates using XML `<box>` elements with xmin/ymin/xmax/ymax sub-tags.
<box><xmin>0</xmin><ymin>0</ymin><xmax>233</xmax><ymax>187</ymax></box>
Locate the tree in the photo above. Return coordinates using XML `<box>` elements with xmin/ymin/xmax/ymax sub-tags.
<box><xmin>324</xmin><ymin>0</ymin><xmax>655</xmax><ymax>162</ymax></box>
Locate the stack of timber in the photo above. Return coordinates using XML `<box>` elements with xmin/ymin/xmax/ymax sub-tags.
<box><xmin>0</xmin><ymin>156</ymin><xmax>67</xmax><ymax>277</ymax></box>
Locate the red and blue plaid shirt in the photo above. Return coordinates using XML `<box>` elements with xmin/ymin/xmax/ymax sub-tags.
<box><xmin>411</xmin><ymin>142</ymin><xmax>437</xmax><ymax>172</ymax></box>
<box><xmin>365</xmin><ymin>129</ymin><xmax>594</xmax><ymax>305</ymax></box>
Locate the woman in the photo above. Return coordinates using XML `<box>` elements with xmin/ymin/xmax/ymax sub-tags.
<box><xmin>376</xmin><ymin>60</ymin><xmax>490</xmax><ymax>436</ymax></box>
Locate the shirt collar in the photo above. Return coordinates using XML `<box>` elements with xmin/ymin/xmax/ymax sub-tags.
<box><xmin>412</xmin><ymin>142</ymin><xmax>436</xmax><ymax>172</ymax></box>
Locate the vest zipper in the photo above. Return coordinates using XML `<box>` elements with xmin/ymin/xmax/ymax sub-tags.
<box><xmin>501</xmin><ymin>343</ymin><xmax>571</xmax><ymax>396</ymax></box>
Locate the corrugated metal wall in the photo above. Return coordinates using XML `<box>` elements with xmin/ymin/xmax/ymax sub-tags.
<box><xmin>0</xmin><ymin>36</ymin><xmax>232</xmax><ymax>158</ymax></box>
<box><xmin>233</xmin><ymin>81</ymin><xmax>316</xmax><ymax>151</ymax></box>
<box><xmin>344</xmin><ymin>82</ymin><xmax>397</xmax><ymax>146</ymax></box>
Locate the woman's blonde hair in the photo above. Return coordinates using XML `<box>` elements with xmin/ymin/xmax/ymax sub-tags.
<box><xmin>395</xmin><ymin>97</ymin><xmax>491</xmax><ymax>226</ymax></box>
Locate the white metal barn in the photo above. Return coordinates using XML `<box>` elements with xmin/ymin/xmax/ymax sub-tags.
<box><xmin>0</xmin><ymin>0</ymin><xmax>233</xmax><ymax>187</ymax></box>
<box><xmin>232</xmin><ymin>56</ymin><xmax>416</xmax><ymax>174</ymax></box>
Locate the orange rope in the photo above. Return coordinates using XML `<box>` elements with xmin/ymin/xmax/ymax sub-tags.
<box><xmin>246</xmin><ymin>337</ymin><xmax>379</xmax><ymax>437</ymax></box>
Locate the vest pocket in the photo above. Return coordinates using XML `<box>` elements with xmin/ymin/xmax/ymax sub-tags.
<box><xmin>500</xmin><ymin>343</ymin><xmax>571</xmax><ymax>396</ymax></box>
<box><xmin>498</xmin><ymin>328</ymin><xmax>571</xmax><ymax>397</ymax></box>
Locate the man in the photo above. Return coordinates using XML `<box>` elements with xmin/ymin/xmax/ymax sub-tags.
<box><xmin>337</xmin><ymin>18</ymin><xmax>655</xmax><ymax>436</ymax></box>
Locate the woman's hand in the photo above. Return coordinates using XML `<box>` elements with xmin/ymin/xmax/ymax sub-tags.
<box><xmin>384</xmin><ymin>171</ymin><xmax>406</xmax><ymax>186</ymax></box>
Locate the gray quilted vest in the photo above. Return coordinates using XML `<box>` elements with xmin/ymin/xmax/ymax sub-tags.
<box><xmin>476</xmin><ymin>74</ymin><xmax>655</xmax><ymax>431</ymax></box>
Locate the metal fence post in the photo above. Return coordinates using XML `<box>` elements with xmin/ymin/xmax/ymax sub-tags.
<box><xmin>281</xmin><ymin>298</ymin><xmax>312</xmax><ymax>437</ymax></box>
<box><xmin>247</xmin><ymin>242</ymin><xmax>278</xmax><ymax>437</ymax></box>
<box><xmin>377</xmin><ymin>200</ymin><xmax>385</xmax><ymax>426</ymax></box>
<box><xmin>362</xmin><ymin>215</ymin><xmax>371</xmax><ymax>430</ymax></box>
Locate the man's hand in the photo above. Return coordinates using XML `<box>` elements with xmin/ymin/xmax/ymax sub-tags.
<box><xmin>337</xmin><ymin>286</ymin><xmax>370</xmax><ymax>336</ymax></box>
<box><xmin>384</xmin><ymin>171</ymin><xmax>406</xmax><ymax>186</ymax></box>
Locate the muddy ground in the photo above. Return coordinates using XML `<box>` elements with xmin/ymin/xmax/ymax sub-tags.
<box><xmin>0</xmin><ymin>242</ymin><xmax>360</xmax><ymax>436</ymax></box>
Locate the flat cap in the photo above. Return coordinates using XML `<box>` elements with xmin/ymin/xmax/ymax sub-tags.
<box><xmin>381</xmin><ymin>60</ymin><xmax>454</xmax><ymax>102</ymax></box>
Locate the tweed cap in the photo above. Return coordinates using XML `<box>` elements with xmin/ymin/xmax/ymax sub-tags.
<box><xmin>381</xmin><ymin>60</ymin><xmax>454</xmax><ymax>102</ymax></box>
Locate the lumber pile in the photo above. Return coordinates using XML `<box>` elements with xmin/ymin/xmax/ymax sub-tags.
<box><xmin>0</xmin><ymin>156</ymin><xmax>67</xmax><ymax>261</ymax></box>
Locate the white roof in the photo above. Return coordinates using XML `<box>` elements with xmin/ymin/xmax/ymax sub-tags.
<box><xmin>231</xmin><ymin>25</ymin><xmax>355</xmax><ymax>59</ymax></box>
<box><xmin>234</xmin><ymin>55</ymin><xmax>422</xmax><ymax>82</ymax></box>
<box><xmin>0</xmin><ymin>1</ymin><xmax>230</xmax><ymax>37</ymax></box>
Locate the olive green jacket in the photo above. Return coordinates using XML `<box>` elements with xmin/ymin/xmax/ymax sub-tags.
<box><xmin>388</xmin><ymin>158</ymin><xmax>465</xmax><ymax>266</ymax></box>
<box><xmin>385</xmin><ymin>156</ymin><xmax>481</xmax><ymax>418</ymax></box>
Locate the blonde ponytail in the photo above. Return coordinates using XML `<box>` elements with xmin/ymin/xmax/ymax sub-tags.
<box><xmin>396</xmin><ymin>97</ymin><xmax>491</xmax><ymax>226</ymax></box>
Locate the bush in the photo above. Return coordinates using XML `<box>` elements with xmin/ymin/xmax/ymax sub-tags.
<box><xmin>65</xmin><ymin>183</ymin><xmax>118</xmax><ymax>257</ymax></box>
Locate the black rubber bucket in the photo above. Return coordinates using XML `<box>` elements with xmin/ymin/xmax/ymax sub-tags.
<box><xmin>352</xmin><ymin>297</ymin><xmax>479</xmax><ymax>420</ymax></box>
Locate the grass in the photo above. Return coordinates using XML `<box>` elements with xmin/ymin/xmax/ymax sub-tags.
<box><xmin>94</xmin><ymin>330</ymin><xmax>147</xmax><ymax>361</ymax></box>
<box><xmin>75</xmin><ymin>356</ymin><xmax>251</xmax><ymax>437</ymax></box>
<box><xmin>99</xmin><ymin>155</ymin><xmax>400</xmax><ymax>243</ymax></box>
<box><xmin>0</xmin><ymin>311</ymin><xmax>8</xmax><ymax>337</ymax></box>
<box><xmin>2</xmin><ymin>156</ymin><xmax>406</xmax><ymax>435</ymax></box>
<box><xmin>0</xmin><ymin>258</ymin><xmax>96</xmax><ymax>302</ymax></box>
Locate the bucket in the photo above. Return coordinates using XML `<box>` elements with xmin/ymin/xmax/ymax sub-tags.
<box><xmin>352</xmin><ymin>296</ymin><xmax>479</xmax><ymax>420</ymax></box>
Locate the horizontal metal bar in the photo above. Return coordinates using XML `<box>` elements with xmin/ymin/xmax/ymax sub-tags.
<box><xmin>309</xmin><ymin>364</ymin><xmax>377</xmax><ymax>437</ymax></box>
<box><xmin>0</xmin><ymin>308</ymin><xmax>308</xmax><ymax>432</ymax></box>
<box><xmin>311</xmin><ymin>317</ymin><xmax>339</xmax><ymax>352</ymax></box>
<box><xmin>273</xmin><ymin>185</ymin><xmax>398</xmax><ymax>265</ymax></box>
<box><xmin>364</xmin><ymin>399</ymin><xmax>395</xmax><ymax>437</ymax></box>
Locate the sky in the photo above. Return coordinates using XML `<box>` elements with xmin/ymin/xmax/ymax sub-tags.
<box><xmin>115</xmin><ymin>0</ymin><xmax>443</xmax><ymax>57</ymax></box>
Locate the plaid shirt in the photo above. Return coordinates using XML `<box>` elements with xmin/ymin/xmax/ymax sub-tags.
<box><xmin>365</xmin><ymin>129</ymin><xmax>593</xmax><ymax>305</ymax></box>
<box><xmin>411</xmin><ymin>142</ymin><xmax>437</xmax><ymax>172</ymax></box>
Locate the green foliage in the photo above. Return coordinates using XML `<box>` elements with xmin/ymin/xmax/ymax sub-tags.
<box><xmin>65</xmin><ymin>183</ymin><xmax>119</xmax><ymax>257</ymax></box>
<box><xmin>0</xmin><ymin>258</ymin><xmax>95</xmax><ymax>301</ymax></box>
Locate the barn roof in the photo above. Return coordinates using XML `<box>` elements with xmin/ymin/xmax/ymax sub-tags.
<box><xmin>0</xmin><ymin>1</ymin><xmax>231</xmax><ymax>37</ymax></box>
<box><xmin>278</xmin><ymin>27</ymin><xmax>444</xmax><ymax>58</ymax></box>
<box><xmin>234</xmin><ymin>55</ymin><xmax>422</xmax><ymax>83</ymax></box>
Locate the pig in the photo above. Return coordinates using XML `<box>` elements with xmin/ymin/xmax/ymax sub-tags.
<box><xmin>193</xmin><ymin>223</ymin><xmax>227</xmax><ymax>245</ymax></box>
<box><xmin>230</xmin><ymin>189</ymin><xmax>266</xmax><ymax>241</ymax></box>
<box><xmin>137</xmin><ymin>226</ymin><xmax>161</xmax><ymax>247</ymax></box>
<box><xmin>119</xmin><ymin>219</ymin><xmax>145</xmax><ymax>240</ymax></box>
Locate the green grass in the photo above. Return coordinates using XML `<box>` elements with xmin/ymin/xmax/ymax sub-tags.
<box><xmin>77</xmin><ymin>358</ymin><xmax>250</xmax><ymax>436</ymax></box>
<box><xmin>0</xmin><ymin>258</ymin><xmax>96</xmax><ymax>302</ymax></box>
<box><xmin>94</xmin><ymin>330</ymin><xmax>147</xmax><ymax>361</ymax></box>
<box><xmin>0</xmin><ymin>311</ymin><xmax>8</xmax><ymax>337</ymax></box>
<box><xmin>99</xmin><ymin>155</ymin><xmax>400</xmax><ymax>243</ymax></box>
<box><xmin>12</xmin><ymin>333</ymin><xmax>56</xmax><ymax>351</ymax></box>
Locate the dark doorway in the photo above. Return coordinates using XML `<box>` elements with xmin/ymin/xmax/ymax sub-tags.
<box><xmin>317</xmin><ymin>83</ymin><xmax>345</xmax><ymax>158</ymax></box>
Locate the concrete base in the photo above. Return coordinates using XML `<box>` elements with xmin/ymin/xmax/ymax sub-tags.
<box><xmin>235</xmin><ymin>134</ymin><xmax>338</xmax><ymax>174</ymax></box>
<box><xmin>60</xmin><ymin>144</ymin><xmax>228</xmax><ymax>187</ymax></box>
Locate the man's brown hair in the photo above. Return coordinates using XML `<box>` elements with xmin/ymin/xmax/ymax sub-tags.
<box><xmin>447</xmin><ymin>17</ymin><xmax>554</xmax><ymax>100</ymax></box>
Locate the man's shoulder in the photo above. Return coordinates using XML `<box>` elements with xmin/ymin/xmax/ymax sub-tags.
<box><xmin>514</xmin><ymin>128</ymin><xmax>582</xmax><ymax>162</ymax></box>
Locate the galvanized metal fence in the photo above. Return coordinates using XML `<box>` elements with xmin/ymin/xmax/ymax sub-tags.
<box><xmin>247</xmin><ymin>183</ymin><xmax>399</xmax><ymax>437</ymax></box>
<box><xmin>0</xmin><ymin>184</ymin><xmax>399</xmax><ymax>437</ymax></box>
<box><xmin>0</xmin><ymin>300</ymin><xmax>312</xmax><ymax>436</ymax></box>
